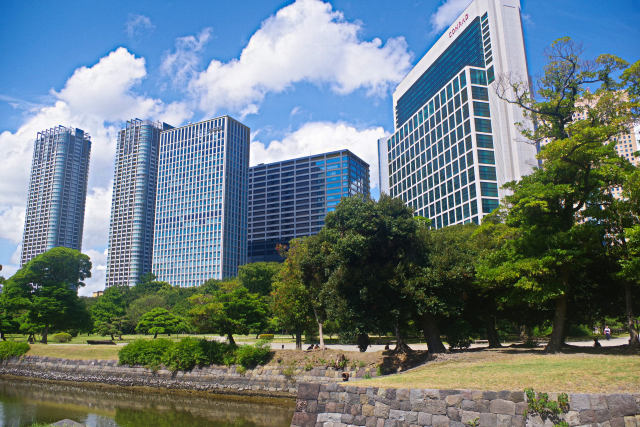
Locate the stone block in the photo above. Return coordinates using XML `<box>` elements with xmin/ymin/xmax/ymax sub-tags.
<box><xmin>317</xmin><ymin>413</ymin><xmax>342</xmax><ymax>422</ymax></box>
<box><xmin>354</xmin><ymin>415</ymin><xmax>367</xmax><ymax>426</ymax></box>
<box><xmin>350</xmin><ymin>404</ymin><xmax>362</xmax><ymax>416</ymax></box>
<box><xmin>362</xmin><ymin>404</ymin><xmax>375</xmax><ymax>417</ymax></box>
<box><xmin>341</xmin><ymin>414</ymin><xmax>354</xmax><ymax>424</ymax></box>
<box><xmin>515</xmin><ymin>402</ymin><xmax>527</xmax><ymax>416</ymax></box>
<box><xmin>396</xmin><ymin>389</ymin><xmax>410</xmax><ymax>401</ymax></box>
<box><xmin>446</xmin><ymin>394</ymin><xmax>464</xmax><ymax>407</ymax></box>
<box><xmin>623</xmin><ymin>416</ymin><xmax>637</xmax><ymax>427</ymax></box>
<box><xmin>579</xmin><ymin>409</ymin><xmax>610</xmax><ymax>424</ymax></box>
<box><xmin>477</xmin><ymin>400</ymin><xmax>491</xmax><ymax>413</ymax></box>
<box><xmin>410</xmin><ymin>389</ymin><xmax>424</xmax><ymax>403</ymax></box>
<box><xmin>326</xmin><ymin>401</ymin><xmax>338</xmax><ymax>413</ymax></box>
<box><xmin>607</xmin><ymin>394</ymin><xmax>638</xmax><ymax>417</ymax></box>
<box><xmin>479</xmin><ymin>412</ymin><xmax>497</xmax><ymax>427</ymax></box>
<box><xmin>490</xmin><ymin>399</ymin><xmax>515</xmax><ymax>415</ymax></box>
<box><xmin>610</xmin><ymin>417</ymin><xmax>625</xmax><ymax>427</ymax></box>
<box><xmin>569</xmin><ymin>394</ymin><xmax>591</xmax><ymax>412</ymax></box>
<box><xmin>591</xmin><ymin>394</ymin><xmax>609</xmax><ymax>411</ymax></box>
<box><xmin>424</xmin><ymin>389</ymin><xmax>440</xmax><ymax>399</ymax></box>
<box><xmin>376</xmin><ymin>419</ymin><xmax>386</xmax><ymax>427</ymax></box>
<box><xmin>510</xmin><ymin>392</ymin><xmax>525</xmax><ymax>403</ymax></box>
<box><xmin>307</xmin><ymin>400</ymin><xmax>318</xmax><ymax>413</ymax></box>
<box><xmin>292</xmin><ymin>411</ymin><xmax>318</xmax><ymax>427</ymax></box>
<box><xmin>383</xmin><ymin>419</ymin><xmax>397</xmax><ymax>427</ymax></box>
<box><xmin>462</xmin><ymin>399</ymin><xmax>477</xmax><ymax>411</ymax></box>
<box><xmin>374</xmin><ymin>402</ymin><xmax>390</xmax><ymax>418</ymax></box>
<box><xmin>483</xmin><ymin>391</ymin><xmax>498</xmax><ymax>400</ymax></box>
<box><xmin>447</xmin><ymin>407</ymin><xmax>461</xmax><ymax>421</ymax></box>
<box><xmin>399</xmin><ymin>401</ymin><xmax>412</xmax><ymax>411</ymax></box>
<box><xmin>461</xmin><ymin>410</ymin><xmax>481</xmax><ymax>425</ymax></box>
<box><xmin>432</xmin><ymin>415</ymin><xmax>450</xmax><ymax>427</ymax></box>
<box><xmin>424</xmin><ymin>399</ymin><xmax>447</xmax><ymax>415</ymax></box>
<box><xmin>564</xmin><ymin>411</ymin><xmax>580</xmax><ymax>426</ymax></box>
<box><xmin>497</xmin><ymin>391</ymin><xmax>511</xmax><ymax>400</ymax></box>
<box><xmin>496</xmin><ymin>414</ymin><xmax>512</xmax><ymax>427</ymax></box>
<box><xmin>440</xmin><ymin>390</ymin><xmax>461</xmax><ymax>399</ymax></box>
<box><xmin>389</xmin><ymin>409</ymin><xmax>408</xmax><ymax>421</ymax></box>
<box><xmin>510</xmin><ymin>415</ymin><xmax>524</xmax><ymax>427</ymax></box>
<box><xmin>365</xmin><ymin>416</ymin><xmax>377</xmax><ymax>427</ymax></box>
<box><xmin>417</xmin><ymin>412</ymin><xmax>432</xmax><ymax>425</ymax></box>
<box><xmin>386</xmin><ymin>389</ymin><xmax>397</xmax><ymax>400</ymax></box>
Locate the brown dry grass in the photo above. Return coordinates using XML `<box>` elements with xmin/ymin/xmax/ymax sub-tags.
<box><xmin>27</xmin><ymin>344</ymin><xmax>120</xmax><ymax>360</ymax></box>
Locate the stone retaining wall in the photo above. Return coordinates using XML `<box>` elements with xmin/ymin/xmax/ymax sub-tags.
<box><xmin>0</xmin><ymin>356</ymin><xmax>376</xmax><ymax>398</ymax></box>
<box><xmin>291</xmin><ymin>383</ymin><xmax>640</xmax><ymax>427</ymax></box>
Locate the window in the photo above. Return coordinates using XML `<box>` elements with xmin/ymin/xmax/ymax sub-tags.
<box><xmin>482</xmin><ymin>198</ymin><xmax>499</xmax><ymax>213</ymax></box>
<box><xmin>470</xmin><ymin>69</ymin><xmax>487</xmax><ymax>85</ymax></box>
<box><xmin>476</xmin><ymin>134</ymin><xmax>493</xmax><ymax>148</ymax></box>
<box><xmin>473</xmin><ymin>102</ymin><xmax>490</xmax><ymax>117</ymax></box>
<box><xmin>480</xmin><ymin>182</ymin><xmax>498</xmax><ymax>197</ymax></box>
<box><xmin>479</xmin><ymin>166</ymin><xmax>497</xmax><ymax>180</ymax></box>
<box><xmin>475</xmin><ymin>118</ymin><xmax>492</xmax><ymax>133</ymax></box>
<box><xmin>472</xmin><ymin>86</ymin><xmax>489</xmax><ymax>101</ymax></box>
<box><xmin>477</xmin><ymin>149</ymin><xmax>495</xmax><ymax>164</ymax></box>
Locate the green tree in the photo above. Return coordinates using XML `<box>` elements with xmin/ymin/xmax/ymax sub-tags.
<box><xmin>492</xmin><ymin>38</ymin><xmax>637</xmax><ymax>352</ymax></box>
<box><xmin>125</xmin><ymin>294</ymin><xmax>167</xmax><ymax>331</ymax></box>
<box><xmin>188</xmin><ymin>282</ymin><xmax>268</xmax><ymax>345</ymax></box>
<box><xmin>271</xmin><ymin>238</ymin><xmax>315</xmax><ymax>349</ymax></box>
<box><xmin>238</xmin><ymin>262</ymin><xmax>281</xmax><ymax>296</ymax></box>
<box><xmin>2</xmin><ymin>247</ymin><xmax>91</xmax><ymax>343</ymax></box>
<box><xmin>90</xmin><ymin>286</ymin><xmax>127</xmax><ymax>339</ymax></box>
<box><xmin>135</xmin><ymin>307</ymin><xmax>187</xmax><ymax>338</ymax></box>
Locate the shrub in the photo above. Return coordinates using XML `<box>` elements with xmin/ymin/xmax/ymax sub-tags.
<box><xmin>161</xmin><ymin>338</ymin><xmax>209</xmax><ymax>372</ymax></box>
<box><xmin>234</xmin><ymin>340</ymin><xmax>272</xmax><ymax>369</ymax></box>
<box><xmin>258</xmin><ymin>334</ymin><xmax>274</xmax><ymax>340</ymax></box>
<box><xmin>118</xmin><ymin>338</ymin><xmax>172</xmax><ymax>370</ymax></box>
<box><xmin>203</xmin><ymin>340</ymin><xmax>236</xmax><ymax>366</ymax></box>
<box><xmin>0</xmin><ymin>341</ymin><xmax>30</xmax><ymax>360</ymax></box>
<box><xmin>52</xmin><ymin>332</ymin><xmax>73</xmax><ymax>343</ymax></box>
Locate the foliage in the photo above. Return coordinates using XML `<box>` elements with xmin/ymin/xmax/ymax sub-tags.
<box><xmin>162</xmin><ymin>337</ymin><xmax>213</xmax><ymax>371</ymax></box>
<box><xmin>0</xmin><ymin>341</ymin><xmax>30</xmax><ymax>360</ymax></box>
<box><xmin>125</xmin><ymin>294</ymin><xmax>167</xmax><ymax>331</ymax></box>
<box><xmin>258</xmin><ymin>333</ymin><xmax>274</xmax><ymax>340</ymax></box>
<box><xmin>238</xmin><ymin>262</ymin><xmax>281</xmax><ymax>296</ymax></box>
<box><xmin>444</xmin><ymin>319</ymin><xmax>473</xmax><ymax>350</ymax></box>
<box><xmin>234</xmin><ymin>340</ymin><xmax>272</xmax><ymax>369</ymax></box>
<box><xmin>118</xmin><ymin>338</ymin><xmax>173</xmax><ymax>369</ymax></box>
<box><xmin>2</xmin><ymin>247</ymin><xmax>92</xmax><ymax>343</ymax></box>
<box><xmin>135</xmin><ymin>308</ymin><xmax>189</xmax><ymax>338</ymax></box>
<box><xmin>524</xmin><ymin>388</ymin><xmax>569</xmax><ymax>426</ymax></box>
<box><xmin>188</xmin><ymin>282</ymin><xmax>268</xmax><ymax>345</ymax></box>
<box><xmin>52</xmin><ymin>332</ymin><xmax>72</xmax><ymax>343</ymax></box>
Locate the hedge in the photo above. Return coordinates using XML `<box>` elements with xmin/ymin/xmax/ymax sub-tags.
<box><xmin>0</xmin><ymin>341</ymin><xmax>30</xmax><ymax>360</ymax></box>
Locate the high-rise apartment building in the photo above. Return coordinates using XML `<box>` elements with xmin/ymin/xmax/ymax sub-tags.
<box><xmin>21</xmin><ymin>126</ymin><xmax>91</xmax><ymax>265</ymax></box>
<box><xmin>248</xmin><ymin>150</ymin><xmax>370</xmax><ymax>262</ymax></box>
<box><xmin>106</xmin><ymin>119</ymin><xmax>172</xmax><ymax>287</ymax></box>
<box><xmin>379</xmin><ymin>0</ymin><xmax>537</xmax><ymax>228</ymax></box>
<box><xmin>152</xmin><ymin>116</ymin><xmax>250</xmax><ymax>287</ymax></box>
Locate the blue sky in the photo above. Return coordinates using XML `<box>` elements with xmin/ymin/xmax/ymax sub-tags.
<box><xmin>1</xmin><ymin>0</ymin><xmax>638</xmax><ymax>293</ymax></box>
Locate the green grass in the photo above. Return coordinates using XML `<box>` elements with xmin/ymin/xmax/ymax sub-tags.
<box><xmin>355</xmin><ymin>350</ymin><xmax>640</xmax><ymax>393</ymax></box>
<box><xmin>27</xmin><ymin>344</ymin><xmax>120</xmax><ymax>360</ymax></box>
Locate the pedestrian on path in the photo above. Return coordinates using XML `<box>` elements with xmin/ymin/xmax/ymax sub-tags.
<box><xmin>604</xmin><ymin>325</ymin><xmax>611</xmax><ymax>340</ymax></box>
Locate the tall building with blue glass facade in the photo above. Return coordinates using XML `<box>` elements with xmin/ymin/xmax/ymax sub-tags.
<box><xmin>248</xmin><ymin>150</ymin><xmax>370</xmax><ymax>262</ymax></box>
<box><xmin>379</xmin><ymin>0</ymin><xmax>537</xmax><ymax>227</ymax></box>
<box><xmin>21</xmin><ymin>126</ymin><xmax>91</xmax><ymax>265</ymax></box>
<box><xmin>152</xmin><ymin>116</ymin><xmax>249</xmax><ymax>287</ymax></box>
<box><xmin>106</xmin><ymin>119</ymin><xmax>172</xmax><ymax>287</ymax></box>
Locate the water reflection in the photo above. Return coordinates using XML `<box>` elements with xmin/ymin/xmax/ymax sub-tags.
<box><xmin>0</xmin><ymin>377</ymin><xmax>294</xmax><ymax>427</ymax></box>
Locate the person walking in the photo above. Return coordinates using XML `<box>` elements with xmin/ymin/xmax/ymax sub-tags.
<box><xmin>604</xmin><ymin>325</ymin><xmax>611</xmax><ymax>341</ymax></box>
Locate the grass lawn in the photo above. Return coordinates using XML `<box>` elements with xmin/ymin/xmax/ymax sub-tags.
<box><xmin>354</xmin><ymin>348</ymin><xmax>640</xmax><ymax>394</ymax></box>
<box><xmin>27</xmin><ymin>344</ymin><xmax>120</xmax><ymax>360</ymax></box>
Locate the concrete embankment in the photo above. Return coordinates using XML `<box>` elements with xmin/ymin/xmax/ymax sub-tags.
<box><xmin>291</xmin><ymin>382</ymin><xmax>640</xmax><ymax>427</ymax></box>
<box><xmin>0</xmin><ymin>355</ymin><xmax>377</xmax><ymax>398</ymax></box>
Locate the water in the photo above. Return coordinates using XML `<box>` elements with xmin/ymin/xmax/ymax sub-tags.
<box><xmin>0</xmin><ymin>377</ymin><xmax>295</xmax><ymax>427</ymax></box>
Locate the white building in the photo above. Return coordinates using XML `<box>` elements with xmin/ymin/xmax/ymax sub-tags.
<box><xmin>379</xmin><ymin>0</ymin><xmax>537</xmax><ymax>227</ymax></box>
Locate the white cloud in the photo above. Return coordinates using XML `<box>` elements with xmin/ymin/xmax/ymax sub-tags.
<box><xmin>430</xmin><ymin>0</ymin><xmax>472</xmax><ymax>33</ymax></box>
<box><xmin>0</xmin><ymin>47</ymin><xmax>191</xmax><ymax>291</ymax></box>
<box><xmin>80</xmin><ymin>248</ymin><xmax>108</xmax><ymax>297</ymax></box>
<box><xmin>162</xmin><ymin>28</ymin><xmax>212</xmax><ymax>87</ymax></box>
<box><xmin>251</xmin><ymin>121</ymin><xmax>387</xmax><ymax>190</ymax></box>
<box><xmin>125</xmin><ymin>14</ymin><xmax>155</xmax><ymax>39</ymax></box>
<box><xmin>190</xmin><ymin>0</ymin><xmax>411</xmax><ymax>116</ymax></box>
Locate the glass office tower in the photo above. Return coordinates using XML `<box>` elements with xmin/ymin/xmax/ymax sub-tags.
<box><xmin>248</xmin><ymin>149</ymin><xmax>370</xmax><ymax>262</ymax></box>
<box><xmin>152</xmin><ymin>116</ymin><xmax>249</xmax><ymax>287</ymax></box>
<box><xmin>21</xmin><ymin>126</ymin><xmax>91</xmax><ymax>265</ymax></box>
<box><xmin>379</xmin><ymin>0</ymin><xmax>537</xmax><ymax>228</ymax></box>
<box><xmin>106</xmin><ymin>119</ymin><xmax>172</xmax><ymax>287</ymax></box>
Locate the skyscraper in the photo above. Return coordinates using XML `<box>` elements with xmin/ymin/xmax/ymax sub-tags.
<box><xmin>21</xmin><ymin>126</ymin><xmax>91</xmax><ymax>265</ymax></box>
<box><xmin>152</xmin><ymin>116</ymin><xmax>250</xmax><ymax>287</ymax></box>
<box><xmin>106</xmin><ymin>119</ymin><xmax>172</xmax><ymax>287</ymax></box>
<box><xmin>248</xmin><ymin>150</ymin><xmax>370</xmax><ymax>262</ymax></box>
<box><xmin>379</xmin><ymin>0</ymin><xmax>537</xmax><ymax>228</ymax></box>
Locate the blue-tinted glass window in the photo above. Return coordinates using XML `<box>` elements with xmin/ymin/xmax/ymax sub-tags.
<box><xmin>487</xmin><ymin>66</ymin><xmax>495</xmax><ymax>83</ymax></box>
<box><xmin>479</xmin><ymin>166</ymin><xmax>497</xmax><ymax>180</ymax></box>
<box><xmin>472</xmin><ymin>86</ymin><xmax>489</xmax><ymax>101</ymax></box>
<box><xmin>477</xmin><ymin>149</ymin><xmax>495</xmax><ymax>164</ymax></box>
<box><xmin>470</xmin><ymin>69</ymin><xmax>487</xmax><ymax>85</ymax></box>
<box><xmin>475</xmin><ymin>118</ymin><xmax>492</xmax><ymax>133</ymax></box>
<box><xmin>473</xmin><ymin>102</ymin><xmax>490</xmax><ymax>117</ymax></box>
<box><xmin>480</xmin><ymin>182</ymin><xmax>498</xmax><ymax>197</ymax></box>
<box><xmin>476</xmin><ymin>134</ymin><xmax>493</xmax><ymax>148</ymax></box>
<box><xmin>482</xmin><ymin>198</ymin><xmax>499</xmax><ymax>213</ymax></box>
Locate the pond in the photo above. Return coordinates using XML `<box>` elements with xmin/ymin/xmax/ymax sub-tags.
<box><xmin>0</xmin><ymin>377</ymin><xmax>295</xmax><ymax>427</ymax></box>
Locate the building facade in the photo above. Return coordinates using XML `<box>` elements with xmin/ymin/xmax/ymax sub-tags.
<box><xmin>21</xmin><ymin>126</ymin><xmax>91</xmax><ymax>265</ymax></box>
<box><xmin>106</xmin><ymin>119</ymin><xmax>172</xmax><ymax>287</ymax></box>
<box><xmin>379</xmin><ymin>0</ymin><xmax>538</xmax><ymax>228</ymax></box>
<box><xmin>248</xmin><ymin>150</ymin><xmax>370</xmax><ymax>263</ymax></box>
<box><xmin>152</xmin><ymin>116</ymin><xmax>250</xmax><ymax>287</ymax></box>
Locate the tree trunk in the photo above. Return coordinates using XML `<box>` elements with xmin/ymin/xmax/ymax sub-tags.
<box><xmin>0</xmin><ymin>331</ymin><xmax>5</xmax><ymax>341</ymax></box>
<box><xmin>545</xmin><ymin>294</ymin><xmax>568</xmax><ymax>353</ymax></box>
<box><xmin>393</xmin><ymin>322</ymin><xmax>413</xmax><ymax>354</ymax></box>
<box><xmin>41</xmin><ymin>326</ymin><xmax>49</xmax><ymax>344</ymax></box>
<box><xmin>110</xmin><ymin>334</ymin><xmax>115</xmax><ymax>341</ymax></box>
<box><xmin>421</xmin><ymin>313</ymin><xmax>446</xmax><ymax>353</ymax></box>
<box><xmin>485</xmin><ymin>316</ymin><xmax>502</xmax><ymax>348</ymax></box>
<box><xmin>312</xmin><ymin>307</ymin><xmax>325</xmax><ymax>349</ymax></box>
<box><xmin>624</xmin><ymin>281</ymin><xmax>640</xmax><ymax>347</ymax></box>
<box><xmin>153</xmin><ymin>330</ymin><xmax>158</xmax><ymax>339</ymax></box>
<box><xmin>295</xmin><ymin>331</ymin><xmax>302</xmax><ymax>350</ymax></box>
<box><xmin>227</xmin><ymin>333</ymin><xmax>236</xmax><ymax>346</ymax></box>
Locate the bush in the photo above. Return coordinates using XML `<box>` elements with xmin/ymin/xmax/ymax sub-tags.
<box><xmin>52</xmin><ymin>332</ymin><xmax>73</xmax><ymax>343</ymax></box>
<box><xmin>234</xmin><ymin>340</ymin><xmax>272</xmax><ymax>369</ymax></box>
<box><xmin>118</xmin><ymin>339</ymin><xmax>172</xmax><ymax>370</ymax></box>
<box><xmin>202</xmin><ymin>340</ymin><xmax>235</xmax><ymax>366</ymax></box>
<box><xmin>0</xmin><ymin>341</ymin><xmax>30</xmax><ymax>360</ymax></box>
<box><xmin>258</xmin><ymin>334</ymin><xmax>274</xmax><ymax>340</ymax></box>
<box><xmin>161</xmin><ymin>337</ymin><xmax>209</xmax><ymax>372</ymax></box>
<box><xmin>445</xmin><ymin>320</ymin><xmax>473</xmax><ymax>350</ymax></box>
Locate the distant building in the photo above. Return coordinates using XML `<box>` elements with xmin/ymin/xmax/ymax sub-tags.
<box><xmin>248</xmin><ymin>149</ymin><xmax>370</xmax><ymax>262</ymax></box>
<box><xmin>92</xmin><ymin>291</ymin><xmax>104</xmax><ymax>298</ymax></box>
<box><xmin>152</xmin><ymin>116</ymin><xmax>250</xmax><ymax>287</ymax></box>
<box><xmin>21</xmin><ymin>126</ymin><xmax>91</xmax><ymax>265</ymax></box>
<box><xmin>379</xmin><ymin>0</ymin><xmax>537</xmax><ymax>227</ymax></box>
<box><xmin>106</xmin><ymin>119</ymin><xmax>172</xmax><ymax>287</ymax></box>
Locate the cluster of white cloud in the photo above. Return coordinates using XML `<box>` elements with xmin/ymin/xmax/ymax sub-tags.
<box><xmin>188</xmin><ymin>0</ymin><xmax>412</xmax><ymax>118</ymax></box>
<box><xmin>4</xmin><ymin>0</ymin><xmax>465</xmax><ymax>294</ymax></box>
<box><xmin>430</xmin><ymin>0</ymin><xmax>473</xmax><ymax>33</ymax></box>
